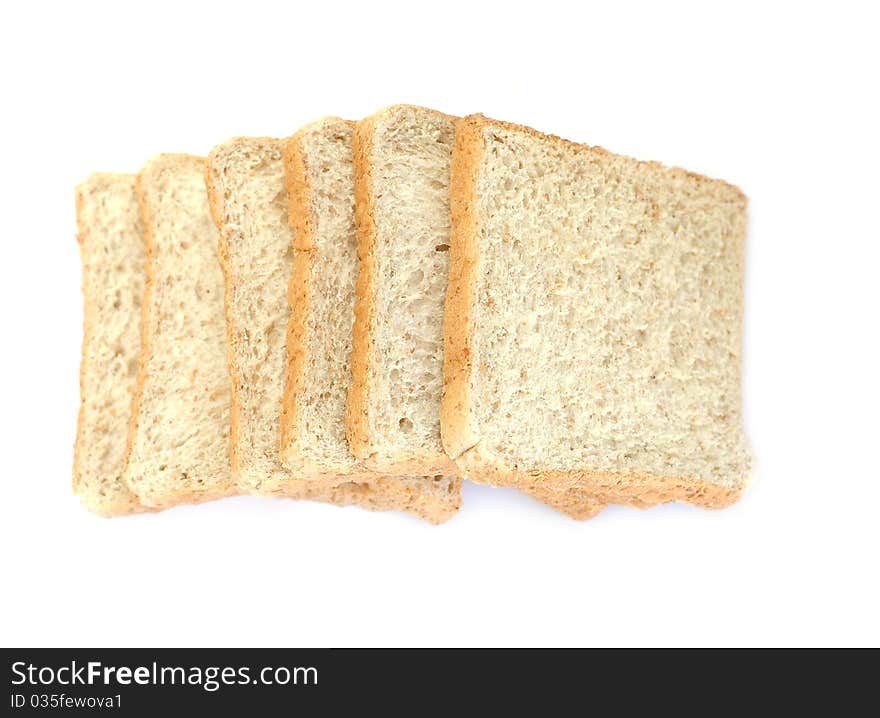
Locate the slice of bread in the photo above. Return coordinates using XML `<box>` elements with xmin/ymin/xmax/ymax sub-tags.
<box><xmin>278</xmin><ymin>120</ymin><xmax>365</xmax><ymax>479</ymax></box>
<box><xmin>444</xmin><ymin>115</ymin><xmax>752</xmax><ymax>508</ymax></box>
<box><xmin>123</xmin><ymin>154</ymin><xmax>236</xmax><ymax>508</ymax></box>
<box><xmin>73</xmin><ymin>174</ymin><xmax>148</xmax><ymax>516</ymax></box>
<box><xmin>349</xmin><ymin>105</ymin><xmax>602</xmax><ymax>518</ymax></box>
<box><xmin>205</xmin><ymin>137</ymin><xmax>295</xmax><ymax>493</ymax></box>
<box><xmin>348</xmin><ymin>105</ymin><xmax>460</xmax><ymax>476</ymax></box>
<box><xmin>206</xmin><ymin>134</ymin><xmax>461</xmax><ymax>524</ymax></box>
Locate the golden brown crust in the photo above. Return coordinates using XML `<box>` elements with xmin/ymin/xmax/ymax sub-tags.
<box><xmin>205</xmin><ymin>134</ymin><xmax>461</xmax><ymax>523</ymax></box>
<box><xmin>72</xmin><ymin>175</ymin><xmax>148</xmax><ymax>517</ymax></box>
<box><xmin>352</xmin><ymin>108</ymin><xmax>603</xmax><ymax>514</ymax></box>
<box><xmin>278</xmin><ymin>132</ymin><xmax>313</xmax><ymax>472</ymax></box>
<box><xmin>284</xmin><ymin>130</ymin><xmax>319</xmax><ymax>253</ymax></box>
<box><xmin>521</xmin><ymin>485</ymin><xmax>606</xmax><ymax>521</ymax></box>
<box><xmin>458</xmin><ymin>443</ymin><xmax>743</xmax><ymax>508</ymax></box>
<box><xmin>348</xmin><ymin>107</ymin><xmax>459</xmax><ymax>475</ymax></box>
<box><xmin>278</xmin><ymin>253</ymin><xmax>315</xmax><ymax>471</ymax></box>
<box><xmin>441</xmin><ymin>115</ymin><xmax>485</xmax><ymax>462</ymax></box>
<box><xmin>276</xmin><ymin>475</ymin><xmax>463</xmax><ymax>525</ymax></box>
<box><xmin>240</xmin><ymin>469</ymin><xmax>462</xmax><ymax>524</ymax></box>
<box><xmin>346</xmin><ymin>113</ymin><xmax>380</xmax><ymax>463</ymax></box>
<box><xmin>446</xmin><ymin>115</ymin><xmax>746</xmax><ymax>509</ymax></box>
<box><xmin>207</xmin><ymin>136</ymin><xmax>330</xmax><ymax>486</ymax></box>
<box><xmin>207</xmin><ymin>137</ymin><xmax>341</xmax><ymax>486</ymax></box>
<box><xmin>280</xmin><ymin>121</ymin><xmax>386</xmax><ymax>480</ymax></box>
<box><xmin>443</xmin><ymin>122</ymin><xmax>607</xmax><ymax>520</ymax></box>
<box><xmin>285</xmin><ymin>120</ymin><xmax>458</xmax><ymax>482</ymax></box>
<box><xmin>465</xmin><ymin>114</ymin><xmax>747</xmax><ymax>204</ymax></box>
<box><xmin>280</xmin><ymin>122</ymin><xmax>360</xmax><ymax>478</ymax></box>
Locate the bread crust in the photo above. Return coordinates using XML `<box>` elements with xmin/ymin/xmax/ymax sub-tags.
<box><xmin>282</xmin><ymin>119</ymin><xmax>407</xmax><ymax>479</ymax></box>
<box><xmin>457</xmin><ymin>444</ymin><xmax>743</xmax><ymax>509</ymax></box>
<box><xmin>459</xmin><ymin>114</ymin><xmax>747</xmax><ymax>203</ymax></box>
<box><xmin>346</xmin><ymin>112</ymin><xmax>380</xmax><ymax>465</ymax></box>
<box><xmin>124</xmin><ymin>154</ymin><xmax>238</xmax><ymax>508</ymax></box>
<box><xmin>347</xmin><ymin>106</ymin><xmax>459</xmax><ymax>475</ymax></box>
<box><xmin>73</xmin><ymin>174</ymin><xmax>149</xmax><ymax>517</ymax></box>
<box><xmin>206</xmin><ymin>134</ymin><xmax>462</xmax><ymax>523</ymax></box>
<box><xmin>444</xmin><ymin>114</ymin><xmax>749</xmax><ymax>510</ymax></box>
<box><xmin>442</xmin><ymin>117</ymin><xmax>605</xmax><ymax>519</ymax></box>
<box><xmin>350</xmin><ymin>107</ymin><xmax>605</xmax><ymax>516</ymax></box>
<box><xmin>208</xmin><ymin>137</ymin><xmax>322</xmax><ymax>491</ymax></box>
<box><xmin>207</xmin><ymin>138</ymin><xmax>332</xmax><ymax>493</ymax></box>
<box><xmin>280</xmin><ymin>125</ymin><xmax>347</xmax><ymax>478</ymax></box>
<box><xmin>520</xmin><ymin>485</ymin><xmax>606</xmax><ymax>520</ymax></box>
<box><xmin>240</xmin><ymin>472</ymin><xmax>463</xmax><ymax>525</ymax></box>
<box><xmin>441</xmin><ymin>116</ymin><xmax>484</xmax><ymax>463</ymax></box>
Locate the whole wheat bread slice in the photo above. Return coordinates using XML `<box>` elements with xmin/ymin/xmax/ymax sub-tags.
<box><xmin>206</xmin><ymin>134</ymin><xmax>460</xmax><ymax>523</ymax></box>
<box><xmin>73</xmin><ymin>174</ymin><xmax>148</xmax><ymax>516</ymax></box>
<box><xmin>123</xmin><ymin>154</ymin><xmax>236</xmax><ymax>508</ymax></box>
<box><xmin>443</xmin><ymin>115</ymin><xmax>752</xmax><ymax>508</ymax></box>
<box><xmin>347</xmin><ymin>105</ymin><xmax>602</xmax><ymax>518</ymax></box>
<box><xmin>347</xmin><ymin>105</ymin><xmax>460</xmax><ymax>476</ymax></box>
<box><xmin>349</xmin><ymin>105</ymin><xmax>603</xmax><ymax>518</ymax></box>
<box><xmin>280</xmin><ymin>120</ymin><xmax>366</xmax><ymax>479</ymax></box>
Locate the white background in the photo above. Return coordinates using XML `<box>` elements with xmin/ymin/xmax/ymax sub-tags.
<box><xmin>0</xmin><ymin>1</ymin><xmax>877</xmax><ymax>648</ymax></box>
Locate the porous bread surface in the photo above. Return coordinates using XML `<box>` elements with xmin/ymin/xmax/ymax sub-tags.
<box><xmin>73</xmin><ymin>174</ymin><xmax>147</xmax><ymax>516</ymax></box>
<box><xmin>280</xmin><ymin>120</ymin><xmax>365</xmax><ymax>476</ymax></box>
<box><xmin>205</xmin><ymin>138</ymin><xmax>296</xmax><ymax>491</ymax></box>
<box><xmin>348</xmin><ymin>105</ymin><xmax>459</xmax><ymax>475</ymax></box>
<box><xmin>443</xmin><ymin>115</ymin><xmax>751</xmax><ymax>508</ymax></box>
<box><xmin>350</xmin><ymin>106</ymin><xmax>600</xmax><ymax>518</ymax></box>
<box><xmin>123</xmin><ymin>154</ymin><xmax>235</xmax><ymax>508</ymax></box>
<box><xmin>206</xmin><ymin>134</ymin><xmax>461</xmax><ymax>523</ymax></box>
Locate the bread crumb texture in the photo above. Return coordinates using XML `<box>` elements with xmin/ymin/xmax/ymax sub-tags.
<box><xmin>123</xmin><ymin>155</ymin><xmax>236</xmax><ymax>508</ymax></box>
<box><xmin>348</xmin><ymin>106</ymin><xmax>458</xmax><ymax>475</ymax></box>
<box><xmin>281</xmin><ymin>120</ymin><xmax>366</xmax><ymax>476</ymax></box>
<box><xmin>353</xmin><ymin>107</ymin><xmax>600</xmax><ymax>518</ymax></box>
<box><xmin>206</xmin><ymin>138</ymin><xmax>297</xmax><ymax>492</ymax></box>
<box><xmin>73</xmin><ymin>174</ymin><xmax>148</xmax><ymax>516</ymax></box>
<box><xmin>206</xmin><ymin>133</ymin><xmax>461</xmax><ymax>523</ymax></box>
<box><xmin>447</xmin><ymin>115</ymin><xmax>751</xmax><ymax>508</ymax></box>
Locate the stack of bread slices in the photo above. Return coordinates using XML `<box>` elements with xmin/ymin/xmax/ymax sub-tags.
<box><xmin>73</xmin><ymin>105</ymin><xmax>751</xmax><ymax>524</ymax></box>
